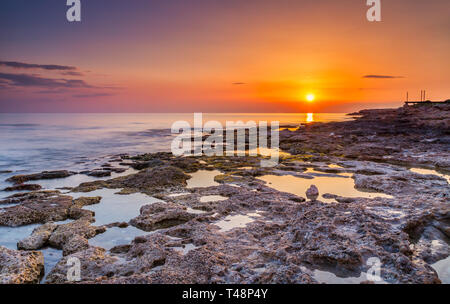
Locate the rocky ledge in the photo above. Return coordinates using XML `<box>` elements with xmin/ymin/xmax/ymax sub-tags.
<box><xmin>280</xmin><ymin>104</ymin><xmax>450</xmax><ymax>170</ymax></box>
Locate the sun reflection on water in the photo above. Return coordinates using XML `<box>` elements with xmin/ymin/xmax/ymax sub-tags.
<box><xmin>306</xmin><ymin>113</ymin><xmax>314</xmax><ymax>123</ymax></box>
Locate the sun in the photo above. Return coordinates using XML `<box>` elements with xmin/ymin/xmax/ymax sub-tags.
<box><xmin>306</xmin><ymin>93</ymin><xmax>315</xmax><ymax>102</ymax></box>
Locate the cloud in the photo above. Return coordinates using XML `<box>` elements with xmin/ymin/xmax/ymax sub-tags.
<box><xmin>61</xmin><ymin>71</ymin><xmax>84</xmax><ymax>76</ymax></box>
<box><xmin>0</xmin><ymin>61</ymin><xmax>77</xmax><ymax>71</ymax></box>
<box><xmin>73</xmin><ymin>93</ymin><xmax>114</xmax><ymax>98</ymax></box>
<box><xmin>36</xmin><ymin>89</ymin><xmax>67</xmax><ymax>94</ymax></box>
<box><xmin>0</xmin><ymin>72</ymin><xmax>93</xmax><ymax>88</ymax></box>
<box><xmin>232</xmin><ymin>82</ymin><xmax>247</xmax><ymax>85</ymax></box>
<box><xmin>363</xmin><ymin>75</ymin><xmax>405</xmax><ymax>79</ymax></box>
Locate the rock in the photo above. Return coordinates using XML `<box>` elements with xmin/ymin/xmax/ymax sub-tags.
<box><xmin>0</xmin><ymin>191</ymin><xmax>73</xmax><ymax>227</ymax></box>
<box><xmin>289</xmin><ymin>197</ymin><xmax>306</xmax><ymax>203</ymax></box>
<box><xmin>0</xmin><ymin>193</ymin><xmax>102</xmax><ymax>227</ymax></box>
<box><xmin>0</xmin><ymin>246</ymin><xmax>44</xmax><ymax>284</ymax></box>
<box><xmin>68</xmin><ymin>196</ymin><xmax>101</xmax><ymax>220</ymax></box>
<box><xmin>62</xmin><ymin>234</ymin><xmax>90</xmax><ymax>256</ymax></box>
<box><xmin>68</xmin><ymin>208</ymin><xmax>95</xmax><ymax>220</ymax></box>
<box><xmin>105</xmin><ymin>222</ymin><xmax>129</xmax><ymax>228</ymax></box>
<box><xmin>108</xmin><ymin>167</ymin><xmax>127</xmax><ymax>173</ymax></box>
<box><xmin>108</xmin><ymin>165</ymin><xmax>190</xmax><ymax>193</ymax></box>
<box><xmin>110</xmin><ymin>244</ymin><xmax>131</xmax><ymax>254</ymax></box>
<box><xmin>17</xmin><ymin>222</ymin><xmax>58</xmax><ymax>250</ymax></box>
<box><xmin>45</xmin><ymin>247</ymin><xmax>118</xmax><ymax>284</ymax></box>
<box><xmin>169</xmin><ymin>158</ymin><xmax>202</xmax><ymax>173</ymax></box>
<box><xmin>6</xmin><ymin>170</ymin><xmax>75</xmax><ymax>185</ymax></box>
<box><xmin>306</xmin><ymin>185</ymin><xmax>319</xmax><ymax>201</ymax></box>
<box><xmin>130</xmin><ymin>202</ymin><xmax>195</xmax><ymax>232</ymax></box>
<box><xmin>71</xmin><ymin>165</ymin><xmax>190</xmax><ymax>194</ymax></box>
<box><xmin>83</xmin><ymin>170</ymin><xmax>111</xmax><ymax>177</ymax></box>
<box><xmin>71</xmin><ymin>180</ymin><xmax>108</xmax><ymax>193</ymax></box>
<box><xmin>3</xmin><ymin>184</ymin><xmax>42</xmax><ymax>192</ymax></box>
<box><xmin>48</xmin><ymin>219</ymin><xmax>105</xmax><ymax>255</ymax></box>
<box><xmin>335</xmin><ymin>196</ymin><xmax>358</xmax><ymax>204</ymax></box>
<box><xmin>322</xmin><ymin>193</ymin><xmax>338</xmax><ymax>199</ymax></box>
<box><xmin>72</xmin><ymin>196</ymin><xmax>101</xmax><ymax>208</ymax></box>
<box><xmin>130</xmin><ymin>159</ymin><xmax>164</xmax><ymax>170</ymax></box>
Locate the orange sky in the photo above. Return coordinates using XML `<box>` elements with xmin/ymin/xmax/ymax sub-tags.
<box><xmin>1</xmin><ymin>0</ymin><xmax>449</xmax><ymax>112</ymax></box>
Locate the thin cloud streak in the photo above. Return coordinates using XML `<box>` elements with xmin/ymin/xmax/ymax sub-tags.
<box><xmin>73</xmin><ymin>93</ymin><xmax>115</xmax><ymax>98</ymax></box>
<box><xmin>363</xmin><ymin>75</ymin><xmax>405</xmax><ymax>79</ymax></box>
<box><xmin>0</xmin><ymin>72</ymin><xmax>93</xmax><ymax>88</ymax></box>
<box><xmin>0</xmin><ymin>61</ymin><xmax>76</xmax><ymax>71</ymax></box>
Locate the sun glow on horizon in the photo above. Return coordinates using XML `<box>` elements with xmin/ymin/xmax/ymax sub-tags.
<box><xmin>306</xmin><ymin>93</ymin><xmax>315</xmax><ymax>102</ymax></box>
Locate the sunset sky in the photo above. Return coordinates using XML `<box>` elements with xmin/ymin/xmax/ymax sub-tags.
<box><xmin>1</xmin><ymin>0</ymin><xmax>449</xmax><ymax>113</ymax></box>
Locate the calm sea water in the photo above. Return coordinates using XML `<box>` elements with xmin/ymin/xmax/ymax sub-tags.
<box><xmin>0</xmin><ymin>113</ymin><xmax>350</xmax><ymax>185</ymax></box>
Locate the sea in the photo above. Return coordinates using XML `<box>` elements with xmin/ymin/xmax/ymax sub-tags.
<box><xmin>0</xmin><ymin>112</ymin><xmax>350</xmax><ymax>176</ymax></box>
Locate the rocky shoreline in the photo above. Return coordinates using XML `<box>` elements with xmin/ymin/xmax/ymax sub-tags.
<box><xmin>0</xmin><ymin>104</ymin><xmax>448</xmax><ymax>284</ymax></box>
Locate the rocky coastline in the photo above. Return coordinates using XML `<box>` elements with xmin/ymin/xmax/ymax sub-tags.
<box><xmin>0</xmin><ymin>104</ymin><xmax>448</xmax><ymax>284</ymax></box>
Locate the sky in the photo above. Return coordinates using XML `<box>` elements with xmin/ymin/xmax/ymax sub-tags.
<box><xmin>0</xmin><ymin>0</ymin><xmax>449</xmax><ymax>113</ymax></box>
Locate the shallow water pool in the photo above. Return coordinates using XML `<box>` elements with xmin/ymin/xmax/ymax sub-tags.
<box><xmin>71</xmin><ymin>189</ymin><xmax>161</xmax><ymax>226</ymax></box>
<box><xmin>409</xmin><ymin>167</ymin><xmax>450</xmax><ymax>184</ymax></box>
<box><xmin>214</xmin><ymin>212</ymin><xmax>261</xmax><ymax>232</ymax></box>
<box><xmin>186</xmin><ymin>170</ymin><xmax>221</xmax><ymax>188</ymax></box>
<box><xmin>258</xmin><ymin>172</ymin><xmax>393</xmax><ymax>203</ymax></box>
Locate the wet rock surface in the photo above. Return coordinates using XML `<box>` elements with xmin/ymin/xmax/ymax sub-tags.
<box><xmin>7</xmin><ymin>194</ymin><xmax>106</xmax><ymax>257</ymax></box>
<box><xmin>130</xmin><ymin>202</ymin><xmax>196</xmax><ymax>232</ymax></box>
<box><xmin>72</xmin><ymin>165</ymin><xmax>190</xmax><ymax>194</ymax></box>
<box><xmin>6</xmin><ymin>170</ymin><xmax>75</xmax><ymax>185</ymax></box>
<box><xmin>17</xmin><ymin>223</ymin><xmax>58</xmax><ymax>250</ymax></box>
<box><xmin>3</xmin><ymin>184</ymin><xmax>42</xmax><ymax>192</ymax></box>
<box><xmin>48</xmin><ymin>219</ymin><xmax>106</xmax><ymax>256</ymax></box>
<box><xmin>0</xmin><ymin>191</ymin><xmax>73</xmax><ymax>227</ymax></box>
<box><xmin>0</xmin><ymin>192</ymin><xmax>102</xmax><ymax>227</ymax></box>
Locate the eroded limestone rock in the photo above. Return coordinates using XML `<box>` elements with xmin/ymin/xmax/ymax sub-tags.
<box><xmin>0</xmin><ymin>246</ymin><xmax>44</xmax><ymax>284</ymax></box>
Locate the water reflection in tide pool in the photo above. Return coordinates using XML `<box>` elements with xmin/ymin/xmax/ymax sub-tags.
<box><xmin>186</xmin><ymin>170</ymin><xmax>221</xmax><ymax>188</ymax></box>
<box><xmin>71</xmin><ymin>189</ymin><xmax>161</xmax><ymax>226</ymax></box>
<box><xmin>0</xmin><ymin>218</ymin><xmax>72</xmax><ymax>250</ymax></box>
<box><xmin>257</xmin><ymin>173</ymin><xmax>393</xmax><ymax>203</ymax></box>
<box><xmin>173</xmin><ymin>244</ymin><xmax>198</xmax><ymax>256</ymax></box>
<box><xmin>431</xmin><ymin>256</ymin><xmax>450</xmax><ymax>284</ymax></box>
<box><xmin>199</xmin><ymin>195</ymin><xmax>228</xmax><ymax>203</ymax></box>
<box><xmin>214</xmin><ymin>212</ymin><xmax>261</xmax><ymax>232</ymax></box>
<box><xmin>89</xmin><ymin>226</ymin><xmax>150</xmax><ymax>250</ymax></box>
<box><xmin>409</xmin><ymin>168</ymin><xmax>450</xmax><ymax>184</ymax></box>
<box><xmin>168</xmin><ymin>192</ymin><xmax>191</xmax><ymax>197</ymax></box>
<box><xmin>41</xmin><ymin>247</ymin><xmax>63</xmax><ymax>283</ymax></box>
<box><xmin>0</xmin><ymin>224</ymin><xmax>40</xmax><ymax>250</ymax></box>
<box><xmin>312</xmin><ymin>269</ymin><xmax>387</xmax><ymax>284</ymax></box>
